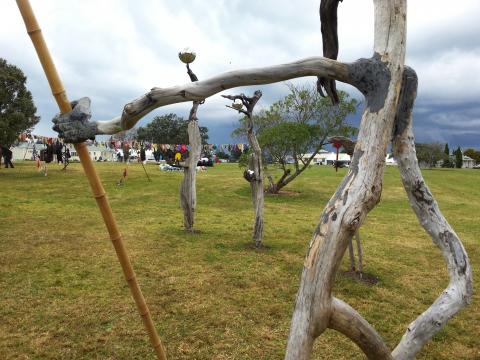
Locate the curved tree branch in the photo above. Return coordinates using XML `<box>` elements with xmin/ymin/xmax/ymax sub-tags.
<box><xmin>391</xmin><ymin>67</ymin><xmax>473</xmax><ymax>360</ymax></box>
<box><xmin>318</xmin><ymin>0</ymin><xmax>343</xmax><ymax>104</ymax></box>
<box><xmin>92</xmin><ymin>57</ymin><xmax>350</xmax><ymax>134</ymax></box>
<box><xmin>329</xmin><ymin>297</ymin><xmax>393</xmax><ymax>360</ymax></box>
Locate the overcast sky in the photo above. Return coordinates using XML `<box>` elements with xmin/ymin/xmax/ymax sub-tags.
<box><xmin>1</xmin><ymin>1</ymin><xmax>479</xmax><ymax>148</ymax></box>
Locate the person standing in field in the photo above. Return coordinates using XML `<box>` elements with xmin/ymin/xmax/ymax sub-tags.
<box><xmin>1</xmin><ymin>146</ymin><xmax>14</xmax><ymax>168</ymax></box>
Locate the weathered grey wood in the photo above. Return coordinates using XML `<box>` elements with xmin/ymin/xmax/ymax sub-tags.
<box><xmin>318</xmin><ymin>0</ymin><xmax>342</xmax><ymax>103</ymax></box>
<box><xmin>180</xmin><ymin>102</ymin><xmax>202</xmax><ymax>232</ymax></box>
<box><xmin>247</xmin><ymin>118</ymin><xmax>264</xmax><ymax>247</ymax></box>
<box><xmin>355</xmin><ymin>230</ymin><xmax>363</xmax><ymax>277</ymax></box>
<box><xmin>330</xmin><ymin>297</ymin><xmax>393</xmax><ymax>359</ymax></box>
<box><xmin>285</xmin><ymin>1</ymin><xmax>407</xmax><ymax>358</ymax></box>
<box><xmin>180</xmin><ymin>64</ymin><xmax>203</xmax><ymax>232</ymax></box>
<box><xmin>223</xmin><ymin>91</ymin><xmax>264</xmax><ymax>247</ymax></box>
<box><xmin>348</xmin><ymin>237</ymin><xmax>356</xmax><ymax>271</ymax></box>
<box><xmin>391</xmin><ymin>67</ymin><xmax>473</xmax><ymax>360</ymax></box>
<box><xmin>93</xmin><ymin>58</ymin><xmax>350</xmax><ymax>135</ymax></box>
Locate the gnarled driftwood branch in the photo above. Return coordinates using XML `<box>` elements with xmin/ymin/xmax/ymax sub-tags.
<box><xmin>391</xmin><ymin>67</ymin><xmax>473</xmax><ymax>360</ymax></box>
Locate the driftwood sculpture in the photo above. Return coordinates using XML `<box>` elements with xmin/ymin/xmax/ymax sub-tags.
<box><xmin>223</xmin><ymin>91</ymin><xmax>264</xmax><ymax>247</ymax></box>
<box><xmin>179</xmin><ymin>53</ymin><xmax>203</xmax><ymax>232</ymax></box>
<box><xmin>50</xmin><ymin>0</ymin><xmax>472</xmax><ymax>358</ymax></box>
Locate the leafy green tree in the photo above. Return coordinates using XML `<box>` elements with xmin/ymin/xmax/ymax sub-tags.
<box><xmin>229</xmin><ymin>146</ymin><xmax>243</xmax><ymax>162</ymax></box>
<box><xmin>0</xmin><ymin>58</ymin><xmax>39</xmax><ymax>146</ymax></box>
<box><xmin>415</xmin><ymin>143</ymin><xmax>445</xmax><ymax>168</ymax></box>
<box><xmin>215</xmin><ymin>150</ymin><xmax>230</xmax><ymax>160</ymax></box>
<box><xmin>463</xmin><ymin>148</ymin><xmax>480</xmax><ymax>164</ymax></box>
<box><xmin>454</xmin><ymin>147</ymin><xmax>463</xmax><ymax>168</ymax></box>
<box><xmin>441</xmin><ymin>143</ymin><xmax>454</xmax><ymax>168</ymax></box>
<box><xmin>136</xmin><ymin>113</ymin><xmax>208</xmax><ymax>145</ymax></box>
<box><xmin>233</xmin><ymin>83</ymin><xmax>357</xmax><ymax>193</ymax></box>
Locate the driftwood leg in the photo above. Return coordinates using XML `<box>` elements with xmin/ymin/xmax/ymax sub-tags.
<box><xmin>391</xmin><ymin>67</ymin><xmax>473</xmax><ymax>360</ymax></box>
<box><xmin>180</xmin><ymin>64</ymin><xmax>203</xmax><ymax>232</ymax></box>
<box><xmin>355</xmin><ymin>230</ymin><xmax>363</xmax><ymax>278</ymax></box>
<box><xmin>222</xmin><ymin>91</ymin><xmax>264</xmax><ymax>247</ymax></box>
<box><xmin>248</xmin><ymin>122</ymin><xmax>264</xmax><ymax>247</ymax></box>
<box><xmin>285</xmin><ymin>1</ymin><xmax>407</xmax><ymax>358</ymax></box>
<box><xmin>180</xmin><ymin>102</ymin><xmax>202</xmax><ymax>232</ymax></box>
<box><xmin>348</xmin><ymin>238</ymin><xmax>356</xmax><ymax>272</ymax></box>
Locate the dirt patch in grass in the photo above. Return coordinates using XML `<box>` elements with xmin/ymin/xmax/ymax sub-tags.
<box><xmin>245</xmin><ymin>242</ymin><xmax>271</xmax><ymax>251</ymax></box>
<box><xmin>185</xmin><ymin>228</ymin><xmax>203</xmax><ymax>235</ymax></box>
<box><xmin>341</xmin><ymin>270</ymin><xmax>379</xmax><ymax>286</ymax></box>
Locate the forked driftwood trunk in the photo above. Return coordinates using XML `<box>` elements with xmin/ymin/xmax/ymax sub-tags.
<box><xmin>70</xmin><ymin>0</ymin><xmax>471</xmax><ymax>357</ymax></box>
<box><xmin>180</xmin><ymin>102</ymin><xmax>202</xmax><ymax>232</ymax></box>
<box><xmin>223</xmin><ymin>91</ymin><xmax>264</xmax><ymax>247</ymax></box>
<box><xmin>286</xmin><ymin>0</ymin><xmax>408</xmax><ymax>354</ymax></box>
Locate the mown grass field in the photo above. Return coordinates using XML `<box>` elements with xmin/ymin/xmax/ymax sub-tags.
<box><xmin>0</xmin><ymin>161</ymin><xmax>478</xmax><ymax>359</ymax></box>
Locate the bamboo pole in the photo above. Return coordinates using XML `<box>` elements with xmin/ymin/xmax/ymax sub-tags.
<box><xmin>16</xmin><ymin>1</ymin><xmax>166</xmax><ymax>359</ymax></box>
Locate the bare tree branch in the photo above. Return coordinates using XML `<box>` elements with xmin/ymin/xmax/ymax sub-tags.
<box><xmin>391</xmin><ymin>67</ymin><xmax>473</xmax><ymax>360</ymax></box>
<box><xmin>329</xmin><ymin>297</ymin><xmax>393</xmax><ymax>360</ymax></box>
<box><xmin>92</xmin><ymin>57</ymin><xmax>350</xmax><ymax>134</ymax></box>
<box><xmin>318</xmin><ymin>0</ymin><xmax>343</xmax><ymax>104</ymax></box>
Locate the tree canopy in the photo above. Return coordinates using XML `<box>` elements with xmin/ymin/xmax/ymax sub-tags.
<box><xmin>454</xmin><ymin>146</ymin><xmax>463</xmax><ymax>168</ymax></box>
<box><xmin>0</xmin><ymin>58</ymin><xmax>39</xmax><ymax>146</ymax></box>
<box><xmin>463</xmin><ymin>148</ymin><xmax>480</xmax><ymax>163</ymax></box>
<box><xmin>136</xmin><ymin>113</ymin><xmax>208</xmax><ymax>145</ymax></box>
<box><xmin>233</xmin><ymin>83</ymin><xmax>357</xmax><ymax>193</ymax></box>
<box><xmin>415</xmin><ymin>143</ymin><xmax>446</xmax><ymax>168</ymax></box>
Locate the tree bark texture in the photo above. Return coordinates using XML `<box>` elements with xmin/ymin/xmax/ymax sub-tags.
<box><xmin>391</xmin><ymin>67</ymin><xmax>473</xmax><ymax>360</ymax></box>
<box><xmin>180</xmin><ymin>64</ymin><xmax>203</xmax><ymax>232</ymax></box>
<box><xmin>318</xmin><ymin>0</ymin><xmax>342</xmax><ymax>103</ymax></box>
<box><xmin>180</xmin><ymin>102</ymin><xmax>202</xmax><ymax>232</ymax></box>
<box><xmin>347</xmin><ymin>230</ymin><xmax>364</xmax><ymax>275</ymax></box>
<box><xmin>355</xmin><ymin>230</ymin><xmax>363</xmax><ymax>276</ymax></box>
<box><xmin>348</xmin><ymin>237</ymin><xmax>356</xmax><ymax>272</ymax></box>
<box><xmin>247</xmin><ymin>120</ymin><xmax>264</xmax><ymax>247</ymax></box>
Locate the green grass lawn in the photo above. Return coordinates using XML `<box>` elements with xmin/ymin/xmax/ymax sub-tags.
<box><xmin>0</xmin><ymin>161</ymin><xmax>478</xmax><ymax>359</ymax></box>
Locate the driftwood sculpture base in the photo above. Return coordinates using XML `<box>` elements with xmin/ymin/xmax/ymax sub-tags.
<box><xmin>47</xmin><ymin>0</ymin><xmax>473</xmax><ymax>358</ymax></box>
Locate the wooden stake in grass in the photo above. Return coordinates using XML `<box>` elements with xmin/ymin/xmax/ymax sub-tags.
<box><xmin>15</xmin><ymin>1</ymin><xmax>166</xmax><ymax>359</ymax></box>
